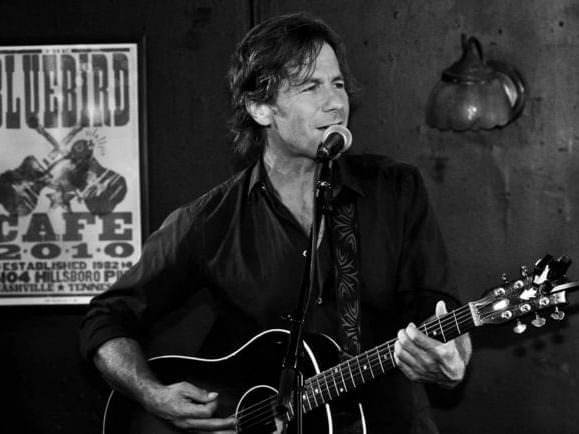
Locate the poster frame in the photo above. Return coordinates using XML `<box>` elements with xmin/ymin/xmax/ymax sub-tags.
<box><xmin>0</xmin><ymin>38</ymin><xmax>149</xmax><ymax>306</ymax></box>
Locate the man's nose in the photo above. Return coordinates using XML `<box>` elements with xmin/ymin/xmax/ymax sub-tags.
<box><xmin>322</xmin><ymin>86</ymin><xmax>347</xmax><ymax>112</ymax></box>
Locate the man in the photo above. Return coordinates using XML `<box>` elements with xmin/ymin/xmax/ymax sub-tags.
<box><xmin>80</xmin><ymin>12</ymin><xmax>471</xmax><ymax>434</ymax></box>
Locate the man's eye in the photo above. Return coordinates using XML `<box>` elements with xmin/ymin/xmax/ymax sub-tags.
<box><xmin>335</xmin><ymin>81</ymin><xmax>345</xmax><ymax>89</ymax></box>
<box><xmin>302</xmin><ymin>83</ymin><xmax>319</xmax><ymax>92</ymax></box>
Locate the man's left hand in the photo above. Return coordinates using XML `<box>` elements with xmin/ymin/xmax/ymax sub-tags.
<box><xmin>393</xmin><ymin>300</ymin><xmax>472</xmax><ymax>388</ymax></box>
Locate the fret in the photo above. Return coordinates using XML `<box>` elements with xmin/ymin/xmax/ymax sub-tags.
<box><xmin>362</xmin><ymin>351</ymin><xmax>375</xmax><ymax>379</ymax></box>
<box><xmin>355</xmin><ymin>354</ymin><xmax>364</xmax><ymax>383</ymax></box>
<box><xmin>351</xmin><ymin>356</ymin><xmax>364</xmax><ymax>387</ymax></box>
<box><xmin>302</xmin><ymin>387</ymin><xmax>312</xmax><ymax>412</ymax></box>
<box><xmin>318</xmin><ymin>372</ymin><xmax>332</xmax><ymax>402</ymax></box>
<box><xmin>453</xmin><ymin>310</ymin><xmax>462</xmax><ymax>336</ymax></box>
<box><xmin>337</xmin><ymin>364</ymin><xmax>348</xmax><ymax>394</ymax></box>
<box><xmin>427</xmin><ymin>321</ymin><xmax>438</xmax><ymax>340</ymax></box>
<box><xmin>330</xmin><ymin>367</ymin><xmax>339</xmax><ymax>397</ymax></box>
<box><xmin>352</xmin><ymin>355</ymin><xmax>364</xmax><ymax>387</ymax></box>
<box><xmin>311</xmin><ymin>376</ymin><xmax>321</xmax><ymax>407</ymax></box>
<box><xmin>425</xmin><ymin>318</ymin><xmax>443</xmax><ymax>341</ymax></box>
<box><xmin>440</xmin><ymin>308</ymin><xmax>474</xmax><ymax>342</ymax></box>
<box><xmin>376</xmin><ymin>345</ymin><xmax>385</xmax><ymax>373</ymax></box>
<box><xmin>346</xmin><ymin>358</ymin><xmax>356</xmax><ymax>389</ymax></box>
<box><xmin>359</xmin><ymin>354</ymin><xmax>369</xmax><ymax>382</ymax></box>
<box><xmin>437</xmin><ymin>316</ymin><xmax>447</xmax><ymax>342</ymax></box>
<box><xmin>386</xmin><ymin>341</ymin><xmax>395</xmax><ymax>367</ymax></box>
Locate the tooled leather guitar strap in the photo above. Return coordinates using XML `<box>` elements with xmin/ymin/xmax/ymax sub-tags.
<box><xmin>330</xmin><ymin>197</ymin><xmax>362</xmax><ymax>360</ymax></box>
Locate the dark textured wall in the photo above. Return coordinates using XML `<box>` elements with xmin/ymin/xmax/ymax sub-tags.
<box><xmin>1</xmin><ymin>1</ymin><xmax>578</xmax><ymax>433</ymax></box>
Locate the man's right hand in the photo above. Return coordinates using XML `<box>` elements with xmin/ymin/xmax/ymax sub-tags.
<box><xmin>141</xmin><ymin>381</ymin><xmax>237</xmax><ymax>432</ymax></box>
<box><xmin>94</xmin><ymin>338</ymin><xmax>238</xmax><ymax>432</ymax></box>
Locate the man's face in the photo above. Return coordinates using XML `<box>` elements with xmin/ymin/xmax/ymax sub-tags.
<box><xmin>264</xmin><ymin>43</ymin><xmax>350</xmax><ymax>160</ymax></box>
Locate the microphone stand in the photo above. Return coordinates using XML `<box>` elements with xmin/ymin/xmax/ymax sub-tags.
<box><xmin>276</xmin><ymin>157</ymin><xmax>334</xmax><ymax>433</ymax></box>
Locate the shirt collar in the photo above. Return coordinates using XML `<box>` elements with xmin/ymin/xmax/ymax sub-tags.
<box><xmin>247</xmin><ymin>154</ymin><xmax>366</xmax><ymax>201</ymax></box>
<box><xmin>247</xmin><ymin>158</ymin><xmax>272</xmax><ymax>201</ymax></box>
<box><xmin>248</xmin><ymin>159</ymin><xmax>263</xmax><ymax>194</ymax></box>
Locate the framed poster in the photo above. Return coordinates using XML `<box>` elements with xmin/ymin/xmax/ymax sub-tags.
<box><xmin>0</xmin><ymin>42</ymin><xmax>145</xmax><ymax>305</ymax></box>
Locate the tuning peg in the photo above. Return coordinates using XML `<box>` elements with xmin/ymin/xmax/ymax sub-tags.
<box><xmin>534</xmin><ymin>254</ymin><xmax>554</xmax><ymax>276</ymax></box>
<box><xmin>520</xmin><ymin>265</ymin><xmax>529</xmax><ymax>278</ymax></box>
<box><xmin>550</xmin><ymin>307</ymin><xmax>566</xmax><ymax>321</ymax></box>
<box><xmin>513</xmin><ymin>320</ymin><xmax>527</xmax><ymax>334</ymax></box>
<box><xmin>531</xmin><ymin>313</ymin><xmax>547</xmax><ymax>328</ymax></box>
<box><xmin>501</xmin><ymin>273</ymin><xmax>509</xmax><ymax>284</ymax></box>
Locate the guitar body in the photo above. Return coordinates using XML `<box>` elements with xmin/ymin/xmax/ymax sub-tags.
<box><xmin>103</xmin><ymin>329</ymin><xmax>366</xmax><ymax>434</ymax></box>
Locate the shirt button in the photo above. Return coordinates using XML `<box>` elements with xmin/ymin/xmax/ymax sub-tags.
<box><xmin>302</xmin><ymin>250</ymin><xmax>307</xmax><ymax>257</ymax></box>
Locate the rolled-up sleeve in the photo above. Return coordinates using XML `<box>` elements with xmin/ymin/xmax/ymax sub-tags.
<box><xmin>78</xmin><ymin>206</ymin><xmax>203</xmax><ymax>361</ymax></box>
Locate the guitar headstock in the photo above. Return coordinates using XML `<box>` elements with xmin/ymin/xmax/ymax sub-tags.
<box><xmin>472</xmin><ymin>255</ymin><xmax>579</xmax><ymax>333</ymax></box>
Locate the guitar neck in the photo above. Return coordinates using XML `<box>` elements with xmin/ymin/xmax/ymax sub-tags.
<box><xmin>301</xmin><ymin>303</ymin><xmax>477</xmax><ymax>412</ymax></box>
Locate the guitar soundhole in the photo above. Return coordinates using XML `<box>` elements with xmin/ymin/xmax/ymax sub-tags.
<box><xmin>236</xmin><ymin>386</ymin><xmax>281</xmax><ymax>434</ymax></box>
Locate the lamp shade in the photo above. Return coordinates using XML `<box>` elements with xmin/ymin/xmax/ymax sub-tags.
<box><xmin>426</xmin><ymin>35</ymin><xmax>526</xmax><ymax>131</ymax></box>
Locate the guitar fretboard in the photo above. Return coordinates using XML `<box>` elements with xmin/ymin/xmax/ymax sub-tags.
<box><xmin>301</xmin><ymin>304</ymin><xmax>475</xmax><ymax>412</ymax></box>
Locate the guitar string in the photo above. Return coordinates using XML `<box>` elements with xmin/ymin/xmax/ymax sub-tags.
<box><xmin>235</xmin><ymin>315</ymin><xmax>476</xmax><ymax>432</ymax></box>
<box><xmin>322</xmin><ymin>286</ymin><xmax>552</xmax><ymax>399</ymax></box>
<box><xmin>238</xmin><ymin>283</ymin><xmax>550</xmax><ymax>429</ymax></box>
<box><xmin>238</xmin><ymin>321</ymin><xmax>482</xmax><ymax>431</ymax></box>
<box><xmin>233</xmin><ymin>306</ymin><xmax>475</xmax><ymax>429</ymax></box>
<box><xmin>301</xmin><ymin>306</ymin><xmax>474</xmax><ymax>405</ymax></box>
<box><xmin>306</xmin><ymin>306</ymin><xmax>481</xmax><ymax>411</ymax></box>
<box><xmin>241</xmin><ymin>298</ymin><xmax>537</xmax><ymax>431</ymax></box>
<box><xmin>235</xmin><ymin>308</ymin><xmax>476</xmax><ymax>431</ymax></box>
<box><xmin>308</xmin><ymin>284</ymin><xmax>548</xmax><ymax>407</ymax></box>
<box><xmin>232</xmin><ymin>306</ymin><xmax>476</xmax><ymax>430</ymax></box>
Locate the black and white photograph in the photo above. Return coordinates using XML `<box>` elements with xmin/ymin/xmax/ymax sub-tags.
<box><xmin>1</xmin><ymin>1</ymin><xmax>578</xmax><ymax>433</ymax></box>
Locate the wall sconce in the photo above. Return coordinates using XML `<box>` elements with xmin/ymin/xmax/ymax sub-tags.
<box><xmin>426</xmin><ymin>34</ymin><xmax>526</xmax><ymax>131</ymax></box>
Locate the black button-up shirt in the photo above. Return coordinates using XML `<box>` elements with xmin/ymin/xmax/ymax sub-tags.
<box><xmin>80</xmin><ymin>154</ymin><xmax>460</xmax><ymax>433</ymax></box>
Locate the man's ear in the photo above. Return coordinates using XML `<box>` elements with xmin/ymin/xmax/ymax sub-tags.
<box><xmin>246</xmin><ymin>101</ymin><xmax>272</xmax><ymax>127</ymax></box>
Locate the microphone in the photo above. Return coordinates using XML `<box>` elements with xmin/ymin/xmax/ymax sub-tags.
<box><xmin>316</xmin><ymin>125</ymin><xmax>352</xmax><ymax>162</ymax></box>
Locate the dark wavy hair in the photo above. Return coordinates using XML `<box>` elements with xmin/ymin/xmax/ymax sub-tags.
<box><xmin>227</xmin><ymin>12</ymin><xmax>359</xmax><ymax>165</ymax></box>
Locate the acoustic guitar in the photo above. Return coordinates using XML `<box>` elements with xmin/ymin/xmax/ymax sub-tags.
<box><xmin>102</xmin><ymin>254</ymin><xmax>578</xmax><ymax>433</ymax></box>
